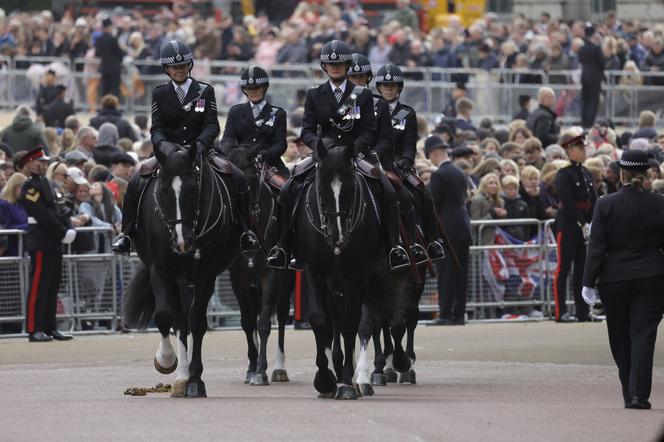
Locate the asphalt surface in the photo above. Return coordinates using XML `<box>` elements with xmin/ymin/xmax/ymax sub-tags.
<box><xmin>1</xmin><ymin>322</ymin><xmax>663</xmax><ymax>442</ymax></box>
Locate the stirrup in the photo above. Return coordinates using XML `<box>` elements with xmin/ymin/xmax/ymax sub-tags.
<box><xmin>240</xmin><ymin>231</ymin><xmax>260</xmax><ymax>252</ymax></box>
<box><xmin>288</xmin><ymin>257</ymin><xmax>304</xmax><ymax>271</ymax></box>
<box><xmin>266</xmin><ymin>246</ymin><xmax>287</xmax><ymax>270</ymax></box>
<box><xmin>427</xmin><ymin>240</ymin><xmax>446</xmax><ymax>261</ymax></box>
<box><xmin>388</xmin><ymin>245</ymin><xmax>410</xmax><ymax>271</ymax></box>
<box><xmin>111</xmin><ymin>233</ymin><xmax>132</xmax><ymax>256</ymax></box>
<box><xmin>410</xmin><ymin>243</ymin><xmax>429</xmax><ymax>265</ymax></box>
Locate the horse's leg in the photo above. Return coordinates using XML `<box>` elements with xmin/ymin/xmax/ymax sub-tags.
<box><xmin>184</xmin><ymin>276</ymin><xmax>216</xmax><ymax>398</ymax></box>
<box><xmin>251</xmin><ymin>272</ymin><xmax>279</xmax><ymax>386</ymax></box>
<box><xmin>271</xmin><ymin>270</ymin><xmax>294</xmax><ymax>382</ymax></box>
<box><xmin>390</xmin><ymin>287</ymin><xmax>411</xmax><ymax>374</ymax></box>
<box><xmin>370</xmin><ymin>319</ymin><xmax>387</xmax><ymax>386</ymax></box>
<box><xmin>306</xmin><ymin>272</ymin><xmax>336</xmax><ymax>398</ymax></box>
<box><xmin>231</xmin><ymin>267</ymin><xmax>260</xmax><ymax>384</ymax></box>
<box><xmin>151</xmin><ymin>267</ymin><xmax>178</xmax><ymax>376</ymax></box>
<box><xmin>336</xmin><ymin>289</ymin><xmax>362</xmax><ymax>400</ymax></box>
<box><xmin>399</xmin><ymin>287</ymin><xmax>423</xmax><ymax>384</ymax></box>
<box><xmin>171</xmin><ymin>282</ymin><xmax>192</xmax><ymax>397</ymax></box>
<box><xmin>355</xmin><ymin>304</ymin><xmax>374</xmax><ymax>396</ymax></box>
<box><xmin>382</xmin><ymin>321</ymin><xmax>397</xmax><ymax>383</ymax></box>
<box><xmin>332</xmin><ymin>322</ymin><xmax>343</xmax><ymax>383</ymax></box>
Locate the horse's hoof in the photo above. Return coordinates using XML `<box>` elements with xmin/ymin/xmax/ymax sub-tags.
<box><xmin>154</xmin><ymin>356</ymin><xmax>177</xmax><ymax>375</ymax></box>
<box><xmin>314</xmin><ymin>368</ymin><xmax>337</xmax><ymax>394</ymax></box>
<box><xmin>271</xmin><ymin>369</ymin><xmax>290</xmax><ymax>382</ymax></box>
<box><xmin>171</xmin><ymin>379</ymin><xmax>187</xmax><ymax>398</ymax></box>
<box><xmin>244</xmin><ymin>371</ymin><xmax>255</xmax><ymax>384</ymax></box>
<box><xmin>335</xmin><ymin>384</ymin><xmax>358</xmax><ymax>400</ymax></box>
<box><xmin>398</xmin><ymin>369</ymin><xmax>417</xmax><ymax>384</ymax></box>
<box><xmin>353</xmin><ymin>383</ymin><xmax>363</xmax><ymax>397</ymax></box>
<box><xmin>359</xmin><ymin>383</ymin><xmax>375</xmax><ymax>396</ymax></box>
<box><xmin>392</xmin><ymin>352</ymin><xmax>412</xmax><ymax>373</ymax></box>
<box><xmin>250</xmin><ymin>372</ymin><xmax>269</xmax><ymax>386</ymax></box>
<box><xmin>384</xmin><ymin>368</ymin><xmax>398</xmax><ymax>383</ymax></box>
<box><xmin>185</xmin><ymin>379</ymin><xmax>207</xmax><ymax>398</ymax></box>
<box><xmin>371</xmin><ymin>373</ymin><xmax>387</xmax><ymax>386</ymax></box>
<box><xmin>317</xmin><ymin>391</ymin><xmax>335</xmax><ymax>399</ymax></box>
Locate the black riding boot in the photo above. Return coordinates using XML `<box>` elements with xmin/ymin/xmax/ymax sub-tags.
<box><xmin>423</xmin><ymin>193</ymin><xmax>446</xmax><ymax>261</ymax></box>
<box><xmin>112</xmin><ymin>174</ymin><xmax>141</xmax><ymax>256</ymax></box>
<box><xmin>237</xmin><ymin>189</ymin><xmax>260</xmax><ymax>252</ymax></box>
<box><xmin>378</xmin><ymin>173</ymin><xmax>409</xmax><ymax>270</ymax></box>
<box><xmin>401</xmin><ymin>206</ymin><xmax>429</xmax><ymax>265</ymax></box>
<box><xmin>266</xmin><ymin>201</ymin><xmax>291</xmax><ymax>270</ymax></box>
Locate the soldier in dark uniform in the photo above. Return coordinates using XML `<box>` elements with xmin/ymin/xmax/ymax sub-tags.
<box><xmin>582</xmin><ymin>149</ymin><xmax>664</xmax><ymax>410</ymax></box>
<box><xmin>220</xmin><ymin>66</ymin><xmax>289</xmax><ymax>178</ymax></box>
<box><xmin>20</xmin><ymin>146</ymin><xmax>76</xmax><ymax>342</ymax></box>
<box><xmin>112</xmin><ymin>39</ymin><xmax>259</xmax><ymax>255</ymax></box>
<box><xmin>346</xmin><ymin>53</ymin><xmax>426</xmax><ymax>266</ymax></box>
<box><xmin>267</xmin><ymin>40</ymin><xmax>409</xmax><ymax>270</ymax></box>
<box><xmin>375</xmin><ymin>63</ymin><xmax>446</xmax><ymax>261</ymax></box>
<box><xmin>553</xmin><ymin>134</ymin><xmax>597</xmax><ymax>322</ymax></box>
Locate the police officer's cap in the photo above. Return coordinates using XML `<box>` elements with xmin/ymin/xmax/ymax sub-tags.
<box><xmin>424</xmin><ymin>135</ymin><xmax>450</xmax><ymax>159</ymax></box>
<box><xmin>19</xmin><ymin>145</ymin><xmax>49</xmax><ymax>168</ymax></box>
<box><xmin>160</xmin><ymin>39</ymin><xmax>193</xmax><ymax>67</ymax></box>
<box><xmin>560</xmin><ymin>134</ymin><xmax>588</xmax><ymax>150</ymax></box>
<box><xmin>320</xmin><ymin>40</ymin><xmax>352</xmax><ymax>64</ymax></box>
<box><xmin>348</xmin><ymin>53</ymin><xmax>373</xmax><ymax>77</ymax></box>
<box><xmin>619</xmin><ymin>149</ymin><xmax>651</xmax><ymax>171</ymax></box>
<box><xmin>584</xmin><ymin>22</ymin><xmax>596</xmax><ymax>38</ymax></box>
<box><xmin>450</xmin><ymin>145</ymin><xmax>474</xmax><ymax>159</ymax></box>
<box><xmin>111</xmin><ymin>152</ymin><xmax>137</xmax><ymax>166</ymax></box>
<box><xmin>240</xmin><ymin>65</ymin><xmax>269</xmax><ymax>87</ymax></box>
<box><xmin>375</xmin><ymin>64</ymin><xmax>404</xmax><ymax>85</ymax></box>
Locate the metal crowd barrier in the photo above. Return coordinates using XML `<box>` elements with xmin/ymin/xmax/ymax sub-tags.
<box><xmin>2</xmin><ymin>57</ymin><xmax>664</xmax><ymax>126</ymax></box>
<box><xmin>0</xmin><ymin>218</ymin><xmax>583</xmax><ymax>333</ymax></box>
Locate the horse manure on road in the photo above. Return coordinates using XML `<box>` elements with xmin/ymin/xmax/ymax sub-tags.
<box><xmin>124</xmin><ymin>383</ymin><xmax>172</xmax><ymax>396</ymax></box>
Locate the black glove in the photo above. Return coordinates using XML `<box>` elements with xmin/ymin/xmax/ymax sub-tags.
<box><xmin>256</xmin><ymin>151</ymin><xmax>271</xmax><ymax>164</ymax></box>
<box><xmin>397</xmin><ymin>158</ymin><xmax>414</xmax><ymax>171</ymax></box>
<box><xmin>158</xmin><ymin>140</ymin><xmax>181</xmax><ymax>155</ymax></box>
<box><xmin>196</xmin><ymin>141</ymin><xmax>207</xmax><ymax>154</ymax></box>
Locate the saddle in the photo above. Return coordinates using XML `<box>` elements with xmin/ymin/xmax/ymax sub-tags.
<box><xmin>264</xmin><ymin>166</ymin><xmax>287</xmax><ymax>191</ymax></box>
<box><xmin>355</xmin><ymin>157</ymin><xmax>380</xmax><ymax>179</ymax></box>
<box><xmin>138</xmin><ymin>152</ymin><xmax>235</xmax><ymax>176</ymax></box>
<box><xmin>292</xmin><ymin>155</ymin><xmax>316</xmax><ymax>178</ymax></box>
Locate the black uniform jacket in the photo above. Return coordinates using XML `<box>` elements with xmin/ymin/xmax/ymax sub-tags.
<box><xmin>428</xmin><ymin>161</ymin><xmax>472</xmax><ymax>242</ymax></box>
<box><xmin>578</xmin><ymin>39</ymin><xmax>605</xmax><ymax>84</ymax></box>
<box><xmin>390</xmin><ymin>102</ymin><xmax>418</xmax><ymax>163</ymax></box>
<box><xmin>150</xmin><ymin>79</ymin><xmax>220</xmax><ymax>149</ymax></box>
<box><xmin>373</xmin><ymin>95</ymin><xmax>394</xmax><ymax>168</ymax></box>
<box><xmin>220</xmin><ymin>101</ymin><xmax>288</xmax><ymax>175</ymax></box>
<box><xmin>554</xmin><ymin>161</ymin><xmax>597</xmax><ymax>231</ymax></box>
<box><xmin>583</xmin><ymin>185</ymin><xmax>664</xmax><ymax>286</ymax></box>
<box><xmin>300</xmin><ymin>81</ymin><xmax>376</xmax><ymax>156</ymax></box>
<box><xmin>20</xmin><ymin>175</ymin><xmax>69</xmax><ymax>253</ymax></box>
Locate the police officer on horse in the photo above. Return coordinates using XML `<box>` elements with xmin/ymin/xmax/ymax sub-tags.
<box><xmin>265</xmin><ymin>40</ymin><xmax>410</xmax><ymax>271</ymax></box>
<box><xmin>374</xmin><ymin>63</ymin><xmax>445</xmax><ymax>261</ymax></box>
<box><xmin>112</xmin><ymin>39</ymin><xmax>259</xmax><ymax>255</ymax></box>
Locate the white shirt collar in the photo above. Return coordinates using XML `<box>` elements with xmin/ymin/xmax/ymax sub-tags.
<box><xmin>172</xmin><ymin>78</ymin><xmax>192</xmax><ymax>97</ymax></box>
<box><xmin>388</xmin><ymin>101</ymin><xmax>398</xmax><ymax>113</ymax></box>
<box><xmin>329</xmin><ymin>79</ymin><xmax>347</xmax><ymax>93</ymax></box>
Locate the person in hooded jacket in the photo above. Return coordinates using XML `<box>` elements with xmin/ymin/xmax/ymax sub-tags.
<box><xmin>0</xmin><ymin>106</ymin><xmax>49</xmax><ymax>155</ymax></box>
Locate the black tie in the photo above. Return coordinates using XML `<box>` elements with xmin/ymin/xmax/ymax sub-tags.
<box><xmin>252</xmin><ymin>104</ymin><xmax>261</xmax><ymax>118</ymax></box>
<box><xmin>176</xmin><ymin>85</ymin><xmax>185</xmax><ymax>104</ymax></box>
<box><xmin>334</xmin><ymin>88</ymin><xmax>343</xmax><ymax>103</ymax></box>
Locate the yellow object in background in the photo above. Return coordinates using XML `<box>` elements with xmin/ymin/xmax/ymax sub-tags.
<box><xmin>424</xmin><ymin>0</ymin><xmax>486</xmax><ymax>29</ymax></box>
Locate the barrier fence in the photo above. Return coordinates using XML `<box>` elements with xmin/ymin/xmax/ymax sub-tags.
<box><xmin>1</xmin><ymin>56</ymin><xmax>664</xmax><ymax>126</ymax></box>
<box><xmin>0</xmin><ymin>218</ymin><xmax>583</xmax><ymax>334</ymax></box>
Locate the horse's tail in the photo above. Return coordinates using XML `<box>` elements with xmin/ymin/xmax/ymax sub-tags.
<box><xmin>123</xmin><ymin>263</ymin><xmax>155</xmax><ymax>329</ymax></box>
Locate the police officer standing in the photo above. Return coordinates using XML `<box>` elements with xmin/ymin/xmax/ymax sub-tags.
<box><xmin>20</xmin><ymin>146</ymin><xmax>76</xmax><ymax>342</ymax></box>
<box><xmin>578</xmin><ymin>23</ymin><xmax>605</xmax><ymax>128</ymax></box>
<box><xmin>553</xmin><ymin>134</ymin><xmax>597</xmax><ymax>322</ymax></box>
<box><xmin>375</xmin><ymin>63</ymin><xmax>445</xmax><ymax>261</ymax></box>
<box><xmin>113</xmin><ymin>39</ymin><xmax>258</xmax><ymax>255</ymax></box>
<box><xmin>582</xmin><ymin>149</ymin><xmax>664</xmax><ymax>409</ymax></box>
<box><xmin>220</xmin><ymin>66</ymin><xmax>289</xmax><ymax>178</ymax></box>
<box><xmin>266</xmin><ymin>40</ymin><xmax>381</xmax><ymax>269</ymax></box>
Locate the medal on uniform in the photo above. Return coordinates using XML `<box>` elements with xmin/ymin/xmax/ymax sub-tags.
<box><xmin>265</xmin><ymin>115</ymin><xmax>275</xmax><ymax>127</ymax></box>
<box><xmin>353</xmin><ymin>105</ymin><xmax>361</xmax><ymax>119</ymax></box>
<box><xmin>184</xmin><ymin>103</ymin><xmax>192</xmax><ymax>112</ymax></box>
<box><xmin>195</xmin><ymin>99</ymin><xmax>205</xmax><ymax>112</ymax></box>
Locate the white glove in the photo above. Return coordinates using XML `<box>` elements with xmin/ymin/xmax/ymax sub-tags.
<box><xmin>61</xmin><ymin>229</ymin><xmax>77</xmax><ymax>244</ymax></box>
<box><xmin>582</xmin><ymin>223</ymin><xmax>591</xmax><ymax>241</ymax></box>
<box><xmin>582</xmin><ymin>286</ymin><xmax>598</xmax><ymax>306</ymax></box>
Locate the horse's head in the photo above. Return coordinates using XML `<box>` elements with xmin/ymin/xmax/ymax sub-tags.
<box><xmin>225</xmin><ymin>143</ymin><xmax>261</xmax><ymax>178</ymax></box>
<box><xmin>315</xmin><ymin>140</ymin><xmax>357</xmax><ymax>248</ymax></box>
<box><xmin>154</xmin><ymin>142</ymin><xmax>200</xmax><ymax>255</ymax></box>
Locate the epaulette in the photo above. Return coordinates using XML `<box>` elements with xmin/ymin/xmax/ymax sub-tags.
<box><xmin>153</xmin><ymin>82</ymin><xmax>170</xmax><ymax>90</ymax></box>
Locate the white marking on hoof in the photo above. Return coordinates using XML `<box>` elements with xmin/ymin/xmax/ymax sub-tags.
<box><xmin>355</xmin><ymin>344</ymin><xmax>370</xmax><ymax>385</ymax></box>
<box><xmin>273</xmin><ymin>347</ymin><xmax>285</xmax><ymax>371</ymax></box>
<box><xmin>156</xmin><ymin>335</ymin><xmax>176</xmax><ymax>369</ymax></box>
<box><xmin>175</xmin><ymin>331</ymin><xmax>190</xmax><ymax>382</ymax></box>
<box><xmin>171</xmin><ymin>379</ymin><xmax>187</xmax><ymax>398</ymax></box>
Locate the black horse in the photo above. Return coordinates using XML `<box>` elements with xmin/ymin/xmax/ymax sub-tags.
<box><xmin>225</xmin><ymin>145</ymin><xmax>295</xmax><ymax>386</ymax></box>
<box><xmin>123</xmin><ymin>143</ymin><xmax>242</xmax><ymax>398</ymax></box>
<box><xmin>294</xmin><ymin>142</ymin><xmax>387</xmax><ymax>400</ymax></box>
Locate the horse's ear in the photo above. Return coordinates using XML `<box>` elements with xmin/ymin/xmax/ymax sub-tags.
<box><xmin>154</xmin><ymin>143</ymin><xmax>167</xmax><ymax>164</ymax></box>
<box><xmin>315</xmin><ymin>138</ymin><xmax>327</xmax><ymax>161</ymax></box>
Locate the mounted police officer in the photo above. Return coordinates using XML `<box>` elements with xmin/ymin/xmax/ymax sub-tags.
<box><xmin>346</xmin><ymin>53</ymin><xmax>424</xmax><ymax>266</ymax></box>
<box><xmin>375</xmin><ymin>63</ymin><xmax>446</xmax><ymax>261</ymax></box>
<box><xmin>112</xmin><ymin>39</ymin><xmax>259</xmax><ymax>256</ymax></box>
<box><xmin>220</xmin><ymin>66</ymin><xmax>289</xmax><ymax>178</ymax></box>
<box><xmin>20</xmin><ymin>146</ymin><xmax>76</xmax><ymax>342</ymax></box>
<box><xmin>267</xmin><ymin>40</ymin><xmax>407</xmax><ymax>270</ymax></box>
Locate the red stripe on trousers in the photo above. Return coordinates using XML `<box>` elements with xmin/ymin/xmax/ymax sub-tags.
<box><xmin>27</xmin><ymin>251</ymin><xmax>43</xmax><ymax>333</ymax></box>
<box><xmin>294</xmin><ymin>271</ymin><xmax>302</xmax><ymax>321</ymax></box>
<box><xmin>553</xmin><ymin>232</ymin><xmax>563</xmax><ymax>320</ymax></box>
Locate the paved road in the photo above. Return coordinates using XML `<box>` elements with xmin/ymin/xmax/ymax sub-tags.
<box><xmin>1</xmin><ymin>322</ymin><xmax>663</xmax><ymax>441</ymax></box>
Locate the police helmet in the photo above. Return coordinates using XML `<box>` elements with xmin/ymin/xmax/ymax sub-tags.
<box><xmin>240</xmin><ymin>65</ymin><xmax>270</xmax><ymax>88</ymax></box>
<box><xmin>375</xmin><ymin>64</ymin><xmax>404</xmax><ymax>93</ymax></box>
<box><xmin>160</xmin><ymin>39</ymin><xmax>194</xmax><ymax>69</ymax></box>
<box><xmin>320</xmin><ymin>40</ymin><xmax>352</xmax><ymax>66</ymax></box>
<box><xmin>347</xmin><ymin>53</ymin><xmax>373</xmax><ymax>83</ymax></box>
